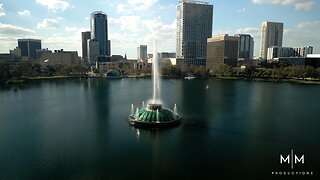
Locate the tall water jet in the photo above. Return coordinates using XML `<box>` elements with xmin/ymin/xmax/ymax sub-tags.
<box><xmin>131</xmin><ymin>104</ymin><xmax>135</xmax><ymax>115</ymax></box>
<box><xmin>128</xmin><ymin>37</ymin><xmax>181</xmax><ymax>128</ymax></box>
<box><xmin>174</xmin><ymin>104</ymin><xmax>177</xmax><ymax>114</ymax></box>
<box><xmin>152</xmin><ymin>38</ymin><xmax>160</xmax><ymax>104</ymax></box>
<box><xmin>135</xmin><ymin>107</ymin><xmax>139</xmax><ymax>120</ymax></box>
<box><xmin>156</xmin><ymin>109</ymin><xmax>159</xmax><ymax>122</ymax></box>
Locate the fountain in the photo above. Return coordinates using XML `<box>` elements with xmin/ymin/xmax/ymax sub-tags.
<box><xmin>128</xmin><ymin>38</ymin><xmax>181</xmax><ymax>128</ymax></box>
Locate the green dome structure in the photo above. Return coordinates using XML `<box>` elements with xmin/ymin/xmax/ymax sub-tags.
<box><xmin>129</xmin><ymin>104</ymin><xmax>180</xmax><ymax>128</ymax></box>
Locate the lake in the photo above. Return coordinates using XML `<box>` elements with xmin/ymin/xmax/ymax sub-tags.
<box><xmin>0</xmin><ymin>78</ymin><xmax>319</xmax><ymax>179</ymax></box>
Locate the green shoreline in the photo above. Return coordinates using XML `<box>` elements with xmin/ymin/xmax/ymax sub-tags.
<box><xmin>3</xmin><ymin>75</ymin><xmax>320</xmax><ymax>86</ymax></box>
<box><xmin>217</xmin><ymin>77</ymin><xmax>320</xmax><ymax>85</ymax></box>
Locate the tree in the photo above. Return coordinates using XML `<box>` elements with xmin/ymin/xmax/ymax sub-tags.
<box><xmin>12</xmin><ymin>61</ymin><xmax>42</xmax><ymax>77</ymax></box>
<box><xmin>0</xmin><ymin>62</ymin><xmax>12</xmax><ymax>84</ymax></box>
<box><xmin>304</xmin><ymin>66</ymin><xmax>317</xmax><ymax>78</ymax></box>
<box><xmin>211</xmin><ymin>64</ymin><xmax>233</xmax><ymax>77</ymax></box>
<box><xmin>317</xmin><ymin>68</ymin><xmax>320</xmax><ymax>78</ymax></box>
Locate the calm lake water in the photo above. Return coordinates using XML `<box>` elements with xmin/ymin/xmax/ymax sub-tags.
<box><xmin>0</xmin><ymin>78</ymin><xmax>319</xmax><ymax>179</ymax></box>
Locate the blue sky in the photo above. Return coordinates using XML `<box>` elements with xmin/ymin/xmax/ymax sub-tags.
<box><xmin>0</xmin><ymin>0</ymin><xmax>319</xmax><ymax>58</ymax></box>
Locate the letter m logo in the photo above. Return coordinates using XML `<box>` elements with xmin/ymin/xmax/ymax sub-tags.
<box><xmin>295</xmin><ymin>155</ymin><xmax>304</xmax><ymax>164</ymax></box>
<box><xmin>280</xmin><ymin>155</ymin><xmax>290</xmax><ymax>164</ymax></box>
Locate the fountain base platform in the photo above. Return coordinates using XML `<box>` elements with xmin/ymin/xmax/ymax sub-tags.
<box><xmin>129</xmin><ymin>104</ymin><xmax>180</xmax><ymax>128</ymax></box>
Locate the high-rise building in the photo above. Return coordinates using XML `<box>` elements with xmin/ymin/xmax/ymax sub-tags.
<box><xmin>90</xmin><ymin>11</ymin><xmax>110</xmax><ymax>56</ymax></box>
<box><xmin>206</xmin><ymin>34</ymin><xmax>239</xmax><ymax>69</ymax></box>
<box><xmin>137</xmin><ymin>45</ymin><xmax>147</xmax><ymax>61</ymax></box>
<box><xmin>176</xmin><ymin>0</ymin><xmax>213</xmax><ymax>67</ymax></box>
<box><xmin>82</xmin><ymin>31</ymin><xmax>91</xmax><ymax>63</ymax></box>
<box><xmin>260</xmin><ymin>21</ymin><xmax>284</xmax><ymax>60</ymax></box>
<box><xmin>18</xmin><ymin>39</ymin><xmax>42</xmax><ymax>59</ymax></box>
<box><xmin>235</xmin><ymin>34</ymin><xmax>254</xmax><ymax>59</ymax></box>
<box><xmin>88</xmin><ymin>39</ymin><xmax>100</xmax><ymax>64</ymax></box>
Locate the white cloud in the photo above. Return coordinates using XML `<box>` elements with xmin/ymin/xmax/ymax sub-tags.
<box><xmin>252</xmin><ymin>0</ymin><xmax>317</xmax><ymax>10</ymax></box>
<box><xmin>18</xmin><ymin>10</ymin><xmax>31</xmax><ymax>16</ymax></box>
<box><xmin>295</xmin><ymin>1</ymin><xmax>316</xmax><ymax>10</ymax></box>
<box><xmin>235</xmin><ymin>27</ymin><xmax>260</xmax><ymax>38</ymax></box>
<box><xmin>0</xmin><ymin>3</ymin><xmax>5</xmax><ymax>16</ymax></box>
<box><xmin>128</xmin><ymin>0</ymin><xmax>157</xmax><ymax>11</ymax></box>
<box><xmin>40</xmin><ymin>28</ymin><xmax>88</xmax><ymax>55</ymax></box>
<box><xmin>119</xmin><ymin>0</ymin><xmax>157</xmax><ymax>11</ymax></box>
<box><xmin>0</xmin><ymin>23</ymin><xmax>35</xmax><ymax>35</ymax></box>
<box><xmin>119</xmin><ymin>16</ymin><xmax>145</xmax><ymax>32</ymax></box>
<box><xmin>109</xmin><ymin>15</ymin><xmax>176</xmax><ymax>57</ymax></box>
<box><xmin>109</xmin><ymin>17</ymin><xmax>119</xmax><ymax>26</ymax></box>
<box><xmin>64</xmin><ymin>27</ymin><xmax>77</xmax><ymax>32</ymax></box>
<box><xmin>288</xmin><ymin>22</ymin><xmax>320</xmax><ymax>53</ymax></box>
<box><xmin>158</xmin><ymin>4</ymin><xmax>175</xmax><ymax>10</ymax></box>
<box><xmin>284</xmin><ymin>21</ymin><xmax>320</xmax><ymax>53</ymax></box>
<box><xmin>0</xmin><ymin>23</ymin><xmax>36</xmax><ymax>52</ymax></box>
<box><xmin>117</xmin><ymin>4</ymin><xmax>126</xmax><ymax>13</ymax></box>
<box><xmin>35</xmin><ymin>0</ymin><xmax>70</xmax><ymax>11</ymax></box>
<box><xmin>213</xmin><ymin>29</ymin><xmax>232</xmax><ymax>36</ymax></box>
<box><xmin>238</xmin><ymin>7</ymin><xmax>246</xmax><ymax>13</ymax></box>
<box><xmin>297</xmin><ymin>20</ymin><xmax>320</xmax><ymax>29</ymax></box>
<box><xmin>37</xmin><ymin>19</ymin><xmax>59</xmax><ymax>29</ymax></box>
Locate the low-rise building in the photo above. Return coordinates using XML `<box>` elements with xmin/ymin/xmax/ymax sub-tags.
<box><xmin>0</xmin><ymin>53</ymin><xmax>28</xmax><ymax>63</ymax></box>
<box><xmin>9</xmin><ymin>47</ymin><xmax>21</xmax><ymax>57</ymax></box>
<box><xmin>267</xmin><ymin>46</ymin><xmax>313</xmax><ymax>60</ymax></box>
<box><xmin>306</xmin><ymin>54</ymin><xmax>320</xmax><ymax>68</ymax></box>
<box><xmin>39</xmin><ymin>49</ymin><xmax>80</xmax><ymax>66</ymax></box>
<box><xmin>268</xmin><ymin>54</ymin><xmax>320</xmax><ymax>68</ymax></box>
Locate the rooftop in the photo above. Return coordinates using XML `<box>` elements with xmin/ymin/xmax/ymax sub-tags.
<box><xmin>18</xmin><ymin>39</ymin><xmax>41</xmax><ymax>42</ymax></box>
<box><xmin>179</xmin><ymin>0</ymin><xmax>209</xmax><ymax>5</ymax></box>
<box><xmin>307</xmin><ymin>54</ymin><xmax>320</xmax><ymax>58</ymax></box>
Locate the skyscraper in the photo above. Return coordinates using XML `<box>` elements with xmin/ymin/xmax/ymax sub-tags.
<box><xmin>82</xmin><ymin>31</ymin><xmax>91</xmax><ymax>63</ymax></box>
<box><xmin>90</xmin><ymin>11</ymin><xmax>110</xmax><ymax>56</ymax></box>
<box><xmin>235</xmin><ymin>34</ymin><xmax>254</xmax><ymax>59</ymax></box>
<box><xmin>18</xmin><ymin>39</ymin><xmax>42</xmax><ymax>59</ymax></box>
<box><xmin>176</xmin><ymin>0</ymin><xmax>213</xmax><ymax>67</ymax></box>
<box><xmin>260</xmin><ymin>21</ymin><xmax>284</xmax><ymax>60</ymax></box>
<box><xmin>137</xmin><ymin>45</ymin><xmax>147</xmax><ymax>61</ymax></box>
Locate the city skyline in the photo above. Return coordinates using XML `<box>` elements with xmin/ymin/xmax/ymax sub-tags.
<box><xmin>0</xmin><ymin>0</ymin><xmax>319</xmax><ymax>59</ymax></box>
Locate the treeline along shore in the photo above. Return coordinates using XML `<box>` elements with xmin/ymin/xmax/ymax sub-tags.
<box><xmin>1</xmin><ymin>61</ymin><xmax>320</xmax><ymax>86</ymax></box>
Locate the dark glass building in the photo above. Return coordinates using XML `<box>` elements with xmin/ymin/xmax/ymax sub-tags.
<box><xmin>235</xmin><ymin>34</ymin><xmax>254</xmax><ymax>59</ymax></box>
<box><xmin>90</xmin><ymin>11</ymin><xmax>110</xmax><ymax>56</ymax></box>
<box><xmin>81</xmin><ymin>31</ymin><xmax>91</xmax><ymax>63</ymax></box>
<box><xmin>18</xmin><ymin>39</ymin><xmax>42</xmax><ymax>60</ymax></box>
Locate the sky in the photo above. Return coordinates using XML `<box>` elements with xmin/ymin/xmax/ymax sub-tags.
<box><xmin>0</xmin><ymin>0</ymin><xmax>319</xmax><ymax>59</ymax></box>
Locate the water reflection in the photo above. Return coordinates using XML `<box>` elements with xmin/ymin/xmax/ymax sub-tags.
<box><xmin>179</xmin><ymin>79</ymin><xmax>211</xmax><ymax>132</ymax></box>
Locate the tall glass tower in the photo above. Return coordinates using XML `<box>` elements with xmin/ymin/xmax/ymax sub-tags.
<box><xmin>176</xmin><ymin>0</ymin><xmax>213</xmax><ymax>67</ymax></box>
<box><xmin>90</xmin><ymin>11</ymin><xmax>110</xmax><ymax>56</ymax></box>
